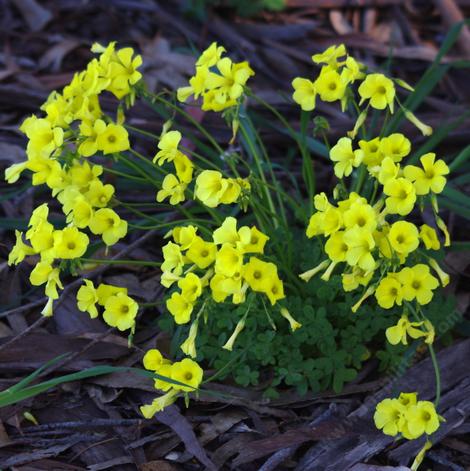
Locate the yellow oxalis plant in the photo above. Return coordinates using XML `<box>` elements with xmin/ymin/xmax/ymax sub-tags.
<box><xmin>5</xmin><ymin>41</ymin><xmax>455</xmax><ymax>466</ymax></box>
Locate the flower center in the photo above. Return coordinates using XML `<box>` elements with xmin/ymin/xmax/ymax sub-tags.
<box><xmin>67</xmin><ymin>242</ymin><xmax>76</xmax><ymax>250</ymax></box>
<box><xmin>253</xmin><ymin>270</ymin><xmax>262</xmax><ymax>279</ymax></box>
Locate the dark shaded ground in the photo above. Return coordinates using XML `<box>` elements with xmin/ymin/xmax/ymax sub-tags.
<box><xmin>0</xmin><ymin>1</ymin><xmax>470</xmax><ymax>469</ymax></box>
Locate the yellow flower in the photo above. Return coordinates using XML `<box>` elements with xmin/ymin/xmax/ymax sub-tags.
<box><xmin>67</xmin><ymin>198</ymin><xmax>94</xmax><ymax>229</ymax></box>
<box><xmin>69</xmin><ymin>161</ymin><xmax>103</xmax><ymax>188</ymax></box>
<box><xmin>358</xmin><ymin>73</ymin><xmax>395</xmax><ymax>112</ymax></box>
<box><xmin>172</xmin><ymin>225</ymin><xmax>198</xmax><ymax>250</ymax></box>
<box><xmin>171</xmin><ymin>358</ymin><xmax>203</xmax><ymax>392</ymax></box>
<box><xmin>325</xmin><ymin>231</ymin><xmax>348</xmax><ymax>262</ymax></box>
<box><xmin>89</xmin><ymin>208</ymin><xmax>128</xmax><ymax>246</ymax></box>
<box><xmin>299</xmin><ymin>260</ymin><xmax>329</xmax><ymax>282</ymax></box>
<box><xmin>398</xmin><ymin>264</ymin><xmax>439</xmax><ymax>305</ymax></box>
<box><xmin>398</xmin><ymin>392</ymin><xmax>417</xmax><ymax>408</ymax></box>
<box><xmin>143</xmin><ymin>349</ymin><xmax>169</xmax><ymax>371</ymax></box>
<box><xmin>403</xmin><ymin>153</ymin><xmax>449</xmax><ymax>195</ymax></box>
<box><xmin>359</xmin><ymin>137</ymin><xmax>382</xmax><ymax>167</ymax></box>
<box><xmin>8</xmin><ymin>231</ymin><xmax>35</xmax><ymax>265</ymax></box>
<box><xmin>379</xmin><ymin>133</ymin><xmax>411</xmax><ymax>163</ymax></box>
<box><xmin>411</xmin><ymin>440</ymin><xmax>433</xmax><ymax>471</ymax></box>
<box><xmin>210</xmin><ymin>273</ymin><xmax>242</xmax><ymax>303</ymax></box>
<box><xmin>343</xmin><ymin>202</ymin><xmax>377</xmax><ymax>231</ymax></box>
<box><xmin>204</xmin><ymin>58</ymin><xmax>254</xmax><ymax>109</ymax></box>
<box><xmin>343</xmin><ymin>226</ymin><xmax>376</xmax><ymax>271</ymax></box>
<box><xmin>374</xmin><ymin>398</ymin><xmax>406</xmax><ymax>436</ymax></box>
<box><xmin>153</xmin><ymin>130</ymin><xmax>182</xmax><ymax>166</ymax></box>
<box><xmin>106</xmin><ymin>47</ymin><xmax>142</xmax><ymax>99</ymax></box>
<box><xmin>85</xmin><ymin>179</ymin><xmax>115</xmax><ymax>208</ymax></box>
<box><xmin>96</xmin><ymin>122</ymin><xmax>130</xmax><ymax>155</ymax></box>
<box><xmin>265</xmin><ymin>277</ymin><xmax>285</xmax><ymax>305</ymax></box>
<box><xmin>103</xmin><ymin>292</ymin><xmax>138</xmax><ymax>331</ymax></box>
<box><xmin>280</xmin><ymin>307</ymin><xmax>302</xmax><ymax>332</ymax></box>
<box><xmin>405</xmin><ymin>401</ymin><xmax>440</xmax><ymax>438</ymax></box>
<box><xmin>428</xmin><ymin>258</ymin><xmax>449</xmax><ymax>287</ymax></box>
<box><xmin>21</xmin><ymin>116</ymin><xmax>64</xmax><ymax>159</ymax></box>
<box><xmin>420</xmin><ymin>224</ymin><xmax>440</xmax><ymax>251</ymax></box>
<box><xmin>341</xmin><ymin>267</ymin><xmax>373</xmax><ymax>292</ymax></box>
<box><xmin>242</xmin><ymin>256</ymin><xmax>277</xmax><ymax>293</ymax></box>
<box><xmin>312</xmin><ymin>44</ymin><xmax>346</xmax><ymax>66</ymax></box>
<box><xmin>161</xmin><ymin>241</ymin><xmax>184</xmax><ymax>275</ymax></box>
<box><xmin>195</xmin><ymin>170</ymin><xmax>228</xmax><ymax>207</ymax></box>
<box><xmin>196</xmin><ymin>42</ymin><xmax>225</xmax><ymax>68</ymax></box>
<box><xmin>174</xmin><ymin>153</ymin><xmax>194</xmax><ymax>184</ymax></box>
<box><xmin>5</xmin><ymin>161</ymin><xmax>28</xmax><ymax>184</ymax></box>
<box><xmin>177</xmin><ymin>65</ymin><xmax>209</xmax><ymax>103</ymax></box>
<box><xmin>329</xmin><ymin>137</ymin><xmax>363</xmax><ymax>178</ymax></box>
<box><xmin>323</xmin><ymin>207</ymin><xmax>343</xmax><ymax>236</ymax></box>
<box><xmin>215</xmin><ymin>243</ymin><xmax>244</xmax><ymax>277</ymax></box>
<box><xmin>178</xmin><ymin>273</ymin><xmax>203</xmax><ymax>302</ymax></box>
<box><xmin>219</xmin><ymin>178</ymin><xmax>241</xmax><ymax>205</ymax></box>
<box><xmin>180</xmin><ymin>319</ymin><xmax>199</xmax><ymax>358</ymax></box>
<box><xmin>140</xmin><ymin>389</ymin><xmax>179</xmax><ymax>419</ymax></box>
<box><xmin>78</xmin><ymin>119</ymin><xmax>107</xmax><ymax>157</ymax></box>
<box><xmin>186</xmin><ymin>236</ymin><xmax>217</xmax><ymax>269</ymax></box>
<box><xmin>96</xmin><ymin>283</ymin><xmax>127</xmax><ymax>306</ymax></box>
<box><xmin>315</xmin><ymin>67</ymin><xmax>346</xmax><ymax>103</ymax></box>
<box><xmin>385</xmin><ymin>314</ymin><xmax>425</xmax><ymax>345</ymax></box>
<box><xmin>240</xmin><ymin>226</ymin><xmax>269</xmax><ymax>254</ymax></box>
<box><xmin>53</xmin><ymin>226</ymin><xmax>89</xmax><ymax>259</ymax></box>
<box><xmin>292</xmin><ymin>77</ymin><xmax>316</xmax><ymax>111</ymax></box>
<box><xmin>167</xmin><ymin>292</ymin><xmax>193</xmax><ymax>324</ymax></box>
<box><xmin>388</xmin><ymin>221</ymin><xmax>419</xmax><ymax>256</ymax></box>
<box><xmin>156</xmin><ymin>174</ymin><xmax>187</xmax><ymax>205</ymax></box>
<box><xmin>223</xmin><ymin>315</ymin><xmax>247</xmax><ymax>351</ymax></box>
<box><xmin>375</xmin><ymin>275</ymin><xmax>403</xmax><ymax>309</ymax></box>
<box><xmin>212</xmin><ymin>216</ymin><xmax>239</xmax><ymax>245</ymax></box>
<box><xmin>152</xmin><ymin>363</ymin><xmax>174</xmax><ymax>392</ymax></box>
<box><xmin>77</xmin><ymin>279</ymin><xmax>99</xmax><ymax>318</ymax></box>
<box><xmin>384</xmin><ymin>177</ymin><xmax>416</xmax><ymax>216</ymax></box>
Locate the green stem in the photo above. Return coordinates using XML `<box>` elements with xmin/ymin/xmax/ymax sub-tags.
<box><xmin>239</xmin><ymin>119</ymin><xmax>277</xmax><ymax>229</ymax></box>
<box><xmin>81</xmin><ymin>258</ymin><xmax>161</xmax><ymax>267</ymax></box>
<box><xmin>428</xmin><ymin>344</ymin><xmax>441</xmax><ymax>406</ymax></box>
<box><xmin>143</xmin><ymin>91</ymin><xmax>225</xmax><ymax>155</ymax></box>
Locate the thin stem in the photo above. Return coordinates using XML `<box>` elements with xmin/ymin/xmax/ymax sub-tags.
<box><xmin>428</xmin><ymin>344</ymin><xmax>441</xmax><ymax>406</ymax></box>
<box><xmin>239</xmin><ymin>119</ymin><xmax>277</xmax><ymax>229</ymax></box>
<box><xmin>143</xmin><ymin>91</ymin><xmax>225</xmax><ymax>155</ymax></box>
<box><xmin>81</xmin><ymin>258</ymin><xmax>161</xmax><ymax>267</ymax></box>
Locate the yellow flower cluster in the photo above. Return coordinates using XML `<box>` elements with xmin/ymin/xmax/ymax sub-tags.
<box><xmin>301</xmin><ymin>132</ymin><xmax>450</xmax><ymax>315</ymax></box>
<box><xmin>140</xmin><ymin>348</ymin><xmax>203</xmax><ymax>418</ymax></box>
<box><xmin>77</xmin><ymin>280</ymin><xmax>138</xmax><ymax>331</ymax></box>
<box><xmin>7</xmin><ymin>203</ymin><xmax>86</xmax><ymax>315</ymax></box>
<box><xmin>153</xmin><ymin>130</ymin><xmax>194</xmax><ymax>205</ymax></box>
<box><xmin>292</xmin><ymin>44</ymin><xmax>433</xmax><ymax>137</ymax></box>
<box><xmin>161</xmin><ymin>217</ymin><xmax>286</xmax><ymax>354</ymax></box>
<box><xmin>375</xmin><ymin>392</ymin><xmax>442</xmax><ymax>440</ymax></box>
<box><xmin>177</xmin><ymin>42</ymin><xmax>254</xmax><ymax>112</ymax></box>
<box><xmin>292</xmin><ymin>44</ymin><xmax>365</xmax><ymax>112</ymax></box>
<box><xmin>5</xmin><ymin>43</ymin><xmax>141</xmax><ymax>316</ymax></box>
<box><xmin>195</xmin><ymin>170</ymin><xmax>250</xmax><ymax>208</ymax></box>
